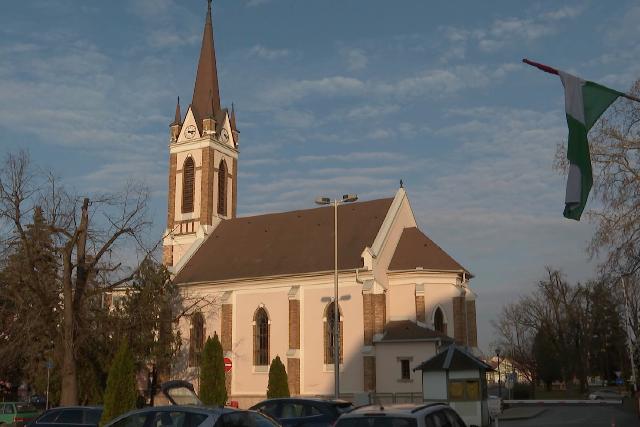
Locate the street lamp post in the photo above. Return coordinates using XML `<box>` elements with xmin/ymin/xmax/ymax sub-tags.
<box><xmin>316</xmin><ymin>194</ymin><xmax>358</xmax><ymax>400</ymax></box>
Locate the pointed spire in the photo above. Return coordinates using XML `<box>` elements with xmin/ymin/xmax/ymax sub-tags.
<box><xmin>192</xmin><ymin>0</ymin><xmax>221</xmax><ymax>126</ymax></box>
<box><xmin>171</xmin><ymin>97</ymin><xmax>182</xmax><ymax>126</ymax></box>
<box><xmin>230</xmin><ymin>102</ymin><xmax>237</xmax><ymax>130</ymax></box>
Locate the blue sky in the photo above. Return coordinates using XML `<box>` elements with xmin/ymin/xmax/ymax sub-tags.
<box><xmin>2</xmin><ymin>0</ymin><xmax>639</xmax><ymax>351</ymax></box>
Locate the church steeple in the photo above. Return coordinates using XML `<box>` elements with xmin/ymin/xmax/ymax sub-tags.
<box><xmin>192</xmin><ymin>0</ymin><xmax>221</xmax><ymax>125</ymax></box>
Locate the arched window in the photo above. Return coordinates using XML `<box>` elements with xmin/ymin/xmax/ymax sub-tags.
<box><xmin>189</xmin><ymin>312</ymin><xmax>205</xmax><ymax>367</ymax></box>
<box><xmin>434</xmin><ymin>307</ymin><xmax>446</xmax><ymax>335</ymax></box>
<box><xmin>253</xmin><ymin>307</ymin><xmax>269</xmax><ymax>366</ymax></box>
<box><xmin>217</xmin><ymin>159</ymin><xmax>227</xmax><ymax>215</ymax></box>
<box><xmin>324</xmin><ymin>302</ymin><xmax>343</xmax><ymax>365</ymax></box>
<box><xmin>182</xmin><ymin>157</ymin><xmax>195</xmax><ymax>213</ymax></box>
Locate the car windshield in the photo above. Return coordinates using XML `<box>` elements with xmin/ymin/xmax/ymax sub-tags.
<box><xmin>15</xmin><ymin>403</ymin><xmax>37</xmax><ymax>413</ymax></box>
<box><xmin>335</xmin><ymin>403</ymin><xmax>354</xmax><ymax>414</ymax></box>
<box><xmin>337</xmin><ymin>417</ymin><xmax>418</xmax><ymax>427</ymax></box>
<box><xmin>165</xmin><ymin>386</ymin><xmax>202</xmax><ymax>406</ymax></box>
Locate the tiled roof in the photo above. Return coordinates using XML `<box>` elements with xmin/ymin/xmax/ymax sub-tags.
<box><xmin>174</xmin><ymin>198</ymin><xmax>393</xmax><ymax>283</ymax></box>
<box><xmin>388</xmin><ymin>227</ymin><xmax>469</xmax><ymax>275</ymax></box>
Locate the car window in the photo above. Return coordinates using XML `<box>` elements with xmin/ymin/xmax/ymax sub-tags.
<box><xmin>255</xmin><ymin>402</ymin><xmax>279</xmax><ymax>417</ymax></box>
<box><xmin>334</xmin><ymin>403</ymin><xmax>354</xmax><ymax>414</ymax></box>
<box><xmin>38</xmin><ymin>410</ymin><xmax>61</xmax><ymax>423</ymax></box>
<box><xmin>149</xmin><ymin>411</ymin><xmax>191</xmax><ymax>427</ymax></box>
<box><xmin>186</xmin><ymin>413</ymin><xmax>209</xmax><ymax>427</ymax></box>
<box><xmin>336</xmin><ymin>417</ymin><xmax>418</xmax><ymax>427</ymax></box>
<box><xmin>424</xmin><ymin>412</ymin><xmax>448</xmax><ymax>427</ymax></box>
<box><xmin>4</xmin><ymin>403</ymin><xmax>14</xmax><ymax>414</ymax></box>
<box><xmin>0</xmin><ymin>404</ymin><xmax>9</xmax><ymax>414</ymax></box>
<box><xmin>308</xmin><ymin>405</ymin><xmax>323</xmax><ymax>416</ymax></box>
<box><xmin>250</xmin><ymin>412</ymin><xmax>280</xmax><ymax>427</ymax></box>
<box><xmin>215</xmin><ymin>412</ymin><xmax>254</xmax><ymax>427</ymax></box>
<box><xmin>16</xmin><ymin>403</ymin><xmax>37</xmax><ymax>413</ymax></box>
<box><xmin>57</xmin><ymin>409</ymin><xmax>84</xmax><ymax>424</ymax></box>
<box><xmin>86</xmin><ymin>408</ymin><xmax>103</xmax><ymax>424</ymax></box>
<box><xmin>443</xmin><ymin>410</ymin><xmax>465</xmax><ymax>427</ymax></box>
<box><xmin>111</xmin><ymin>413</ymin><xmax>149</xmax><ymax>427</ymax></box>
<box><xmin>281</xmin><ymin>403</ymin><xmax>305</xmax><ymax>418</ymax></box>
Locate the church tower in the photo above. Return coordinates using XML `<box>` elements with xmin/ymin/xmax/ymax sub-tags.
<box><xmin>163</xmin><ymin>0</ymin><xmax>239</xmax><ymax>268</ymax></box>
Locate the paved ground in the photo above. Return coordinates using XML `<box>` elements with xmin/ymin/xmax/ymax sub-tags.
<box><xmin>497</xmin><ymin>404</ymin><xmax>638</xmax><ymax>427</ymax></box>
<box><xmin>497</xmin><ymin>407</ymin><xmax>546</xmax><ymax>420</ymax></box>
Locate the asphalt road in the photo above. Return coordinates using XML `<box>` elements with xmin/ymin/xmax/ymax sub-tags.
<box><xmin>498</xmin><ymin>405</ymin><xmax>638</xmax><ymax>427</ymax></box>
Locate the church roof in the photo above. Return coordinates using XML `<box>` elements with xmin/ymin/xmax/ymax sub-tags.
<box><xmin>191</xmin><ymin>0</ymin><xmax>222</xmax><ymax>130</ymax></box>
<box><xmin>174</xmin><ymin>197</ymin><xmax>393</xmax><ymax>283</ymax></box>
<box><xmin>379</xmin><ymin>320</ymin><xmax>451</xmax><ymax>343</ymax></box>
<box><xmin>388</xmin><ymin>227</ymin><xmax>470</xmax><ymax>275</ymax></box>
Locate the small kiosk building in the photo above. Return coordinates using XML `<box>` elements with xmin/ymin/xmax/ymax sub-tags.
<box><xmin>415</xmin><ymin>345</ymin><xmax>493</xmax><ymax>427</ymax></box>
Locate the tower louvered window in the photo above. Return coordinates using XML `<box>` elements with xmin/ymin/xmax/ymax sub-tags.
<box><xmin>182</xmin><ymin>157</ymin><xmax>195</xmax><ymax>213</ymax></box>
<box><xmin>217</xmin><ymin>159</ymin><xmax>227</xmax><ymax>215</ymax></box>
<box><xmin>324</xmin><ymin>302</ymin><xmax>343</xmax><ymax>365</ymax></box>
<box><xmin>253</xmin><ymin>307</ymin><xmax>269</xmax><ymax>366</ymax></box>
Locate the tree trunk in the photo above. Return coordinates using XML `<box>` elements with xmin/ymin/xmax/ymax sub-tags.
<box><xmin>60</xmin><ymin>250</ymin><xmax>78</xmax><ymax>405</ymax></box>
<box><xmin>59</xmin><ymin>198</ymin><xmax>89</xmax><ymax>405</ymax></box>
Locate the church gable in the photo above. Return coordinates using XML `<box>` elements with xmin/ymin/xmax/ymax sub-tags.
<box><xmin>177</xmin><ymin>107</ymin><xmax>202</xmax><ymax>143</ymax></box>
<box><xmin>173</xmin><ymin>197</ymin><xmax>393</xmax><ymax>283</ymax></box>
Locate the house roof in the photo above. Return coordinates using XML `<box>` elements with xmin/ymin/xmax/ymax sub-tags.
<box><xmin>415</xmin><ymin>345</ymin><xmax>493</xmax><ymax>372</ymax></box>
<box><xmin>174</xmin><ymin>198</ymin><xmax>393</xmax><ymax>284</ymax></box>
<box><xmin>388</xmin><ymin>227</ymin><xmax>469</xmax><ymax>275</ymax></box>
<box><xmin>378</xmin><ymin>320</ymin><xmax>452</xmax><ymax>343</ymax></box>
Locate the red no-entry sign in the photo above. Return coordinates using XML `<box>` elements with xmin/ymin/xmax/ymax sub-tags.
<box><xmin>224</xmin><ymin>357</ymin><xmax>232</xmax><ymax>372</ymax></box>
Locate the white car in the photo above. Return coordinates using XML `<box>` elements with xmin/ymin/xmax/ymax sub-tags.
<box><xmin>335</xmin><ymin>403</ymin><xmax>476</xmax><ymax>427</ymax></box>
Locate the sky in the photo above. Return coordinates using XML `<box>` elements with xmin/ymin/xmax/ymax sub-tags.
<box><xmin>1</xmin><ymin>0</ymin><xmax>639</xmax><ymax>352</ymax></box>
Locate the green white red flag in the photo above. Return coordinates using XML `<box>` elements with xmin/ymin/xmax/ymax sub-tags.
<box><xmin>523</xmin><ymin>59</ymin><xmax>629</xmax><ymax>221</ymax></box>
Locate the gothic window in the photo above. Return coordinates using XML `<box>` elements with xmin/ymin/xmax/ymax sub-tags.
<box><xmin>217</xmin><ymin>159</ymin><xmax>227</xmax><ymax>215</ymax></box>
<box><xmin>324</xmin><ymin>302</ymin><xmax>344</xmax><ymax>365</ymax></box>
<box><xmin>253</xmin><ymin>307</ymin><xmax>269</xmax><ymax>366</ymax></box>
<box><xmin>182</xmin><ymin>157</ymin><xmax>195</xmax><ymax>213</ymax></box>
<box><xmin>189</xmin><ymin>312</ymin><xmax>205</xmax><ymax>367</ymax></box>
<box><xmin>434</xmin><ymin>307</ymin><xmax>446</xmax><ymax>334</ymax></box>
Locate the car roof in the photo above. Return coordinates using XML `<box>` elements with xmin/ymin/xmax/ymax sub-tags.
<box><xmin>254</xmin><ymin>398</ymin><xmax>352</xmax><ymax>404</ymax></box>
<box><xmin>341</xmin><ymin>403</ymin><xmax>449</xmax><ymax>417</ymax></box>
<box><xmin>47</xmin><ymin>406</ymin><xmax>103</xmax><ymax>410</ymax></box>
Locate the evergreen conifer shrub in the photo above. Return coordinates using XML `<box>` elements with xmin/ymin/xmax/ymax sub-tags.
<box><xmin>200</xmin><ymin>333</ymin><xmax>228</xmax><ymax>406</ymax></box>
<box><xmin>266</xmin><ymin>356</ymin><xmax>290</xmax><ymax>398</ymax></box>
<box><xmin>100</xmin><ymin>340</ymin><xmax>138</xmax><ymax>425</ymax></box>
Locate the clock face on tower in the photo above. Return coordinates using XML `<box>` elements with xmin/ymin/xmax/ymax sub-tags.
<box><xmin>220</xmin><ymin>128</ymin><xmax>229</xmax><ymax>142</ymax></box>
<box><xmin>185</xmin><ymin>125</ymin><xmax>197</xmax><ymax>139</ymax></box>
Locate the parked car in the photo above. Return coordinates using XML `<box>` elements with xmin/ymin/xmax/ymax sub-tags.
<box><xmin>26</xmin><ymin>406</ymin><xmax>102</xmax><ymax>427</ymax></box>
<box><xmin>0</xmin><ymin>402</ymin><xmax>40</xmax><ymax>427</ymax></box>
<box><xmin>250</xmin><ymin>398</ymin><xmax>353</xmax><ymax>427</ymax></box>
<box><xmin>334</xmin><ymin>403</ymin><xmax>476</xmax><ymax>427</ymax></box>
<box><xmin>588</xmin><ymin>389</ymin><xmax>624</xmax><ymax>400</ymax></box>
<box><xmin>103</xmin><ymin>405</ymin><xmax>280</xmax><ymax>427</ymax></box>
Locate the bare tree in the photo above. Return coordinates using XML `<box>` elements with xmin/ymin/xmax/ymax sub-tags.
<box><xmin>0</xmin><ymin>151</ymin><xmax>152</xmax><ymax>405</ymax></box>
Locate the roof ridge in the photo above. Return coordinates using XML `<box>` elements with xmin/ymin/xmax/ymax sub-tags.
<box><xmin>230</xmin><ymin>197</ymin><xmax>395</xmax><ymax>221</ymax></box>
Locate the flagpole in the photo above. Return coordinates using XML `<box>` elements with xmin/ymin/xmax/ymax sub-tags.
<box><xmin>522</xmin><ymin>58</ymin><xmax>640</xmax><ymax>104</ymax></box>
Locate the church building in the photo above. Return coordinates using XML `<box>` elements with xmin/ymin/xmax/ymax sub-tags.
<box><xmin>164</xmin><ymin>1</ymin><xmax>478</xmax><ymax>407</ymax></box>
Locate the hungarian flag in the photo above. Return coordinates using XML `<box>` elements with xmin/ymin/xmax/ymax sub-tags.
<box><xmin>558</xmin><ymin>71</ymin><xmax>621</xmax><ymax>220</ymax></box>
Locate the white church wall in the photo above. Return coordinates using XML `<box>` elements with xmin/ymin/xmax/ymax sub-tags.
<box><xmin>301</xmin><ymin>279</ymin><xmax>365</xmax><ymax>396</ymax></box>
<box><xmin>375</xmin><ymin>341</ymin><xmax>437</xmax><ymax>394</ymax></box>
<box><xmin>388</xmin><ymin>283</ymin><xmax>416</xmax><ymax>321</ymax></box>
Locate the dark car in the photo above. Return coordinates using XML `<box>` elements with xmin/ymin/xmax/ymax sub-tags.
<box><xmin>26</xmin><ymin>406</ymin><xmax>102</xmax><ymax>427</ymax></box>
<box><xmin>250</xmin><ymin>398</ymin><xmax>353</xmax><ymax>427</ymax></box>
<box><xmin>104</xmin><ymin>405</ymin><xmax>280</xmax><ymax>427</ymax></box>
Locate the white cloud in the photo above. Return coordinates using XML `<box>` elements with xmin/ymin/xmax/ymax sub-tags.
<box><xmin>247</xmin><ymin>44</ymin><xmax>290</xmax><ymax>60</ymax></box>
<box><xmin>261</xmin><ymin>76</ymin><xmax>365</xmax><ymax>105</ymax></box>
<box><xmin>341</xmin><ymin>48</ymin><xmax>368</xmax><ymax>71</ymax></box>
<box><xmin>345</xmin><ymin>104</ymin><xmax>400</xmax><ymax>120</ymax></box>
